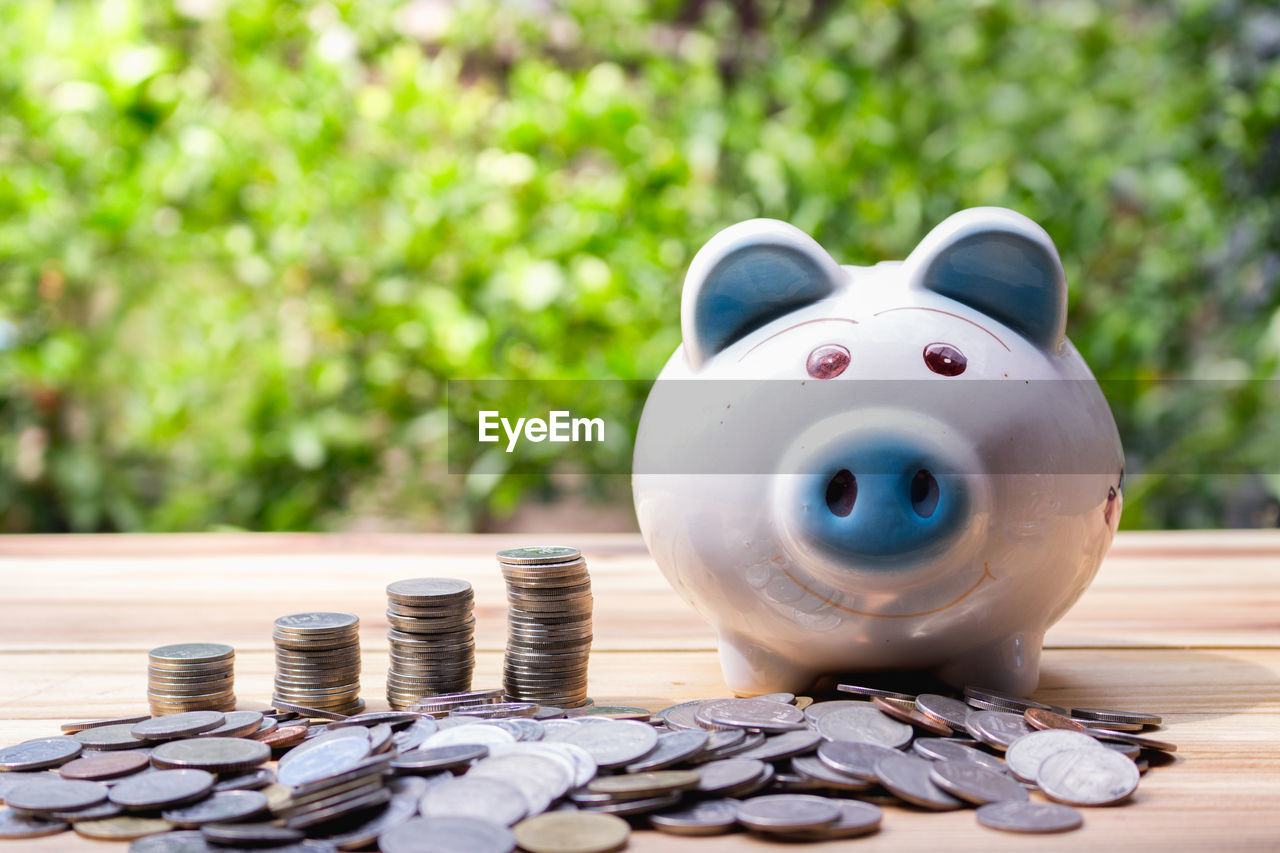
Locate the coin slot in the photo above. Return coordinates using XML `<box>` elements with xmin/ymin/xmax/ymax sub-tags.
<box><xmin>825</xmin><ymin>470</ymin><xmax>857</xmax><ymax>517</ymax></box>
<box><xmin>910</xmin><ymin>469</ymin><xmax>939</xmax><ymax>518</ymax></box>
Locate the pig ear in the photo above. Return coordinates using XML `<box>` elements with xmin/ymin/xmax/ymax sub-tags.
<box><xmin>905</xmin><ymin>207</ymin><xmax>1068</xmax><ymax>352</ymax></box>
<box><xmin>682</xmin><ymin>219</ymin><xmax>845</xmax><ymax>369</ymax></box>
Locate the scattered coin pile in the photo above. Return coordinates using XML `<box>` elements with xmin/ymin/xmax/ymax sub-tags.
<box><xmin>146</xmin><ymin>643</ymin><xmax>236</xmax><ymax>716</ymax></box>
<box><xmin>0</xmin><ymin>683</ymin><xmax>1174</xmax><ymax>851</ymax></box>
<box><xmin>498</xmin><ymin>546</ymin><xmax>592</xmax><ymax>709</ymax></box>
<box><xmin>384</xmin><ymin>579</ymin><xmax>477</xmax><ymax>711</ymax></box>
<box><xmin>272</xmin><ymin>613</ymin><xmax>364</xmax><ymax>718</ymax></box>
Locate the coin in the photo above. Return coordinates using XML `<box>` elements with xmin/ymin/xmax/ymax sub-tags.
<box><xmin>1072</xmin><ymin>707</ymin><xmax>1162</xmax><ymax>727</ymax></box>
<box><xmin>588</xmin><ymin>770</ymin><xmax>700</xmax><ymax>799</ymax></box>
<box><xmin>770</xmin><ymin>799</ymin><xmax>882</xmax><ymax>840</ymax></box>
<box><xmin>47</xmin><ymin>800</ymin><xmax>121</xmax><ymax>821</ymax></box>
<box><xmin>273</xmin><ymin>613</ymin><xmax>362</xmax><ymax>716</ymax></box>
<box><xmin>214</xmin><ymin>768</ymin><xmax>276</xmax><ymax>792</ymax></box>
<box><xmin>161</xmin><ymin>790</ymin><xmax>268</xmax><ymax>826</ymax></box>
<box><xmin>147</xmin><ymin>644</ymin><xmax>235</xmax><ymax>716</ymax></box>
<box><xmin>874</xmin><ymin>754</ymin><xmax>963</xmax><ymax>810</ymax></box>
<box><xmin>132</xmin><ymin>712</ymin><xmax>226</xmax><ymax>742</ymax></box>
<box><xmin>108</xmin><ymin>769</ymin><xmax>215</xmax><ymax>811</ymax></box>
<box><xmin>1025</xmin><ymin>707</ymin><xmax>1088</xmax><ymax>732</ymax></box>
<box><xmin>737</xmin><ymin>793</ymin><xmax>841</xmax><ymax>831</ymax></box>
<box><xmin>964</xmin><ymin>686</ymin><xmax>1063</xmax><ymax>715</ymax></box>
<box><xmin>59</xmin><ymin>750</ymin><xmax>149</xmax><ymax>781</ymax></box>
<box><xmin>385</xmin><ymin>579</ymin><xmax>476</xmax><ymax>709</ymax></box>
<box><xmin>562</xmin><ymin>720</ymin><xmax>657</xmax><ymax>769</ymax></box>
<box><xmin>563</xmin><ymin>706</ymin><xmax>649</xmax><ymax>722</ymax></box>
<box><xmin>72</xmin><ymin>815</ymin><xmax>172</xmax><ymax>841</ymax></box>
<box><xmin>911</xmin><ymin>738</ymin><xmax>1008</xmax><ymax>773</ymax></box>
<box><xmin>513</xmin><ymin>811</ymin><xmax>628</xmax><ymax>853</ymax></box>
<box><xmin>816</xmin><ymin>740</ymin><xmax>902</xmax><ymax>782</ymax></box>
<box><xmin>0</xmin><ymin>737</ymin><xmax>82</xmax><ymax>771</ymax></box>
<box><xmin>913</xmin><ymin>694</ymin><xmax>972</xmax><ymax>729</ymax></box>
<box><xmin>0</xmin><ymin>808</ymin><xmax>67</xmax><ymax>839</ymax></box>
<box><xmin>74</xmin><ymin>723</ymin><xmax>148</xmax><ymax>751</ymax></box>
<box><xmin>309</xmin><ymin>785</ymin><xmax>419</xmax><ymax>849</ymax></box>
<box><xmin>469</xmin><ymin>752</ymin><xmax>574</xmax><ymax>814</ymax></box>
<box><xmin>625</xmin><ymin>730</ymin><xmax>709</xmax><ymax>772</ymax></box>
<box><xmin>788</xmin><ymin>755</ymin><xmax>875</xmax><ymax>792</ymax></box>
<box><xmin>695</xmin><ymin>698</ymin><xmax>806</xmax><ymax>733</ymax></box>
<box><xmin>151</xmin><ymin>737</ymin><xmax>272</xmax><ymax>773</ymax></box>
<box><xmin>392</xmin><ymin>743</ymin><xmax>488</xmax><ymax>774</ymax></box>
<box><xmin>497</xmin><ymin>546</ymin><xmax>583</xmax><ymax>565</ymax></box>
<box><xmin>422</xmin><ymin>724</ymin><xmax>515</xmax><ymax>750</ymax></box>
<box><xmin>976</xmin><ymin>800</ymin><xmax>1084</xmax><ymax>833</ymax></box>
<box><xmin>1036</xmin><ymin>747</ymin><xmax>1140</xmax><ymax>806</ymax></box>
<box><xmin>649</xmin><ymin>798</ymin><xmax>741</xmax><ymax>836</ymax></box>
<box><xmin>499</xmin><ymin>547</ymin><xmax>591</xmax><ymax>708</ymax></box>
<box><xmin>734</xmin><ymin>729</ymin><xmax>821</xmax><ymax>762</ymax></box>
<box><xmin>695</xmin><ymin>758</ymin><xmax>772</xmax><ymax>797</ymax></box>
<box><xmin>257</xmin><ymin>725</ymin><xmax>309</xmax><ymax>750</ymax></box>
<box><xmin>4</xmin><ymin>778</ymin><xmax>109</xmax><ymax>813</ymax></box>
<box><xmin>127</xmin><ymin>829</ymin><xmax>212</xmax><ymax>851</ymax></box>
<box><xmin>419</xmin><ymin>776</ymin><xmax>528</xmax><ymax>826</ymax></box>
<box><xmin>803</xmin><ymin>700</ymin><xmax>868</xmax><ymax>723</ymax></box>
<box><xmin>816</xmin><ymin>705</ymin><xmax>913</xmax><ymax>748</ymax></box>
<box><xmin>276</xmin><ymin>736</ymin><xmax>372</xmax><ymax>787</ymax></box>
<box><xmin>835</xmin><ymin>683</ymin><xmax>916</xmax><ymax>701</ymax></box>
<box><xmin>1004</xmin><ymin>729</ymin><xmax>1104</xmax><ymax>781</ymax></box>
<box><xmin>871</xmin><ymin>696</ymin><xmax>952</xmax><ymax>736</ymax></box>
<box><xmin>965</xmin><ymin>710</ymin><xmax>1034</xmax><ymax>750</ymax></box>
<box><xmin>381</xmin><ymin>815</ymin><xmax>516</xmax><ymax>853</ymax></box>
<box><xmin>198</xmin><ymin>710</ymin><xmax>264</xmax><ymax>738</ymax></box>
<box><xmin>60</xmin><ymin>715</ymin><xmax>151</xmax><ymax>735</ymax></box>
<box><xmin>928</xmin><ymin>759</ymin><xmax>1029</xmax><ymax>804</ymax></box>
<box><xmin>654</xmin><ymin>700</ymin><xmax>711</xmax><ymax>731</ymax></box>
<box><xmin>1084</xmin><ymin>728</ymin><xmax>1178</xmax><ymax>753</ymax></box>
<box><xmin>200</xmin><ymin>823</ymin><xmax>304</xmax><ymax>846</ymax></box>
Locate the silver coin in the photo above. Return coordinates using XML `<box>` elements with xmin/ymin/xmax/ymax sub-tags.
<box><xmin>131</xmin><ymin>712</ymin><xmax>226</xmax><ymax>741</ymax></box>
<box><xmin>1036</xmin><ymin>748</ymin><xmax>1140</xmax><ymax>806</ymax></box>
<box><xmin>965</xmin><ymin>710</ymin><xmax>1033</xmax><ymax>751</ymax></box>
<box><xmin>1072</xmin><ymin>707</ymin><xmax>1162</xmax><ymax>727</ymax></box>
<box><xmin>789</xmin><ymin>755</ymin><xmax>875</xmax><ymax>791</ymax></box>
<box><xmin>468</xmin><ymin>752</ymin><xmax>573</xmax><ymax>814</ymax></box>
<box><xmin>151</xmin><ymin>737</ymin><xmax>271</xmax><ymax>774</ymax></box>
<box><xmin>561</xmin><ymin>720</ymin><xmax>657</xmax><ymax>769</ymax></box>
<box><xmin>911</xmin><ymin>738</ymin><xmax>1008</xmax><ymax>773</ymax></box>
<box><xmin>149</xmin><ymin>643</ymin><xmax>234</xmax><ymax>663</ymax></box>
<box><xmin>4</xmin><ymin>778</ymin><xmax>108</xmax><ymax>813</ymax></box>
<box><xmin>736</xmin><ymin>794</ymin><xmax>840</xmax><ymax>831</ymax></box>
<box><xmin>696</xmin><ymin>698</ymin><xmax>806</xmax><ymax>733</ymax></box>
<box><xmin>392</xmin><ymin>744</ymin><xmax>488</xmax><ymax>774</ymax></box>
<box><xmin>196</xmin><ymin>711</ymin><xmax>263</xmax><ymax>738</ymax></box>
<box><xmin>421</xmin><ymin>724</ymin><xmax>515</xmax><ymax>750</ymax></box>
<box><xmin>695</xmin><ymin>758</ymin><xmax>772</xmax><ymax>796</ymax></box>
<box><xmin>815</xmin><ymin>740</ymin><xmax>902</xmax><ymax>782</ymax></box>
<box><xmin>694</xmin><ymin>730</ymin><xmax>763</xmax><ymax>763</ymax></box>
<box><xmin>768</xmin><ymin>799</ymin><xmax>882</xmax><ymax>840</ymax></box>
<box><xmin>277</xmin><ymin>736</ymin><xmax>372</xmax><ymax>787</ymax></box>
<box><xmin>379</xmin><ymin>815</ymin><xmax>515</xmax><ymax>853</ymax></box>
<box><xmin>214</xmin><ymin>768</ymin><xmax>275</xmax><ymax>792</ymax></box>
<box><xmin>1004</xmin><ymin>730</ymin><xmax>1104</xmax><ymax>782</ymax></box>
<box><xmin>816</xmin><ymin>706</ymin><xmax>912</xmax><ymax>748</ymax></box>
<box><xmin>0</xmin><ymin>807</ymin><xmax>67</xmax><ymax>839</ymax></box>
<box><xmin>497</xmin><ymin>546</ymin><xmax>582</xmax><ymax>564</ymax></box>
<box><xmin>928</xmin><ymin>759</ymin><xmax>1029</xmax><ymax>805</ymax></box>
<box><xmin>274</xmin><ymin>612</ymin><xmax>360</xmax><ymax>633</ymax></box>
<box><xmin>803</xmin><ymin>700</ymin><xmax>868</xmax><ymax>723</ymax></box>
<box><xmin>836</xmin><ymin>683</ymin><xmax>915</xmax><ymax>701</ymax></box>
<box><xmin>108</xmin><ymin>769</ymin><xmax>214</xmax><ymax>810</ymax></box>
<box><xmin>1083</xmin><ymin>728</ymin><xmax>1178</xmax><ymax>753</ymax></box>
<box><xmin>625</xmin><ymin>730</ymin><xmax>707</xmax><ymax>773</ymax></box>
<box><xmin>964</xmin><ymin>686</ymin><xmax>1062</xmax><ymax>714</ymax></box>
<box><xmin>387</xmin><ymin>578</ymin><xmax>473</xmax><ymax>600</ymax></box>
<box><xmin>200</xmin><ymin>823</ymin><xmax>304</xmax><ymax>846</ymax></box>
<box><xmin>487</xmin><ymin>743</ymin><xmax>591</xmax><ymax>792</ymax></box>
<box><xmin>0</xmin><ymin>738</ymin><xmax>82</xmax><ymax>771</ymax></box>
<box><xmin>0</xmin><ymin>771</ymin><xmax>55</xmax><ymax>802</ymax></box>
<box><xmin>733</xmin><ymin>729</ymin><xmax>821</xmax><ymax>763</ymax></box>
<box><xmin>976</xmin><ymin>800</ymin><xmax>1084</xmax><ymax>833</ymax></box>
<box><xmin>874</xmin><ymin>754</ymin><xmax>963</xmax><ymax>810</ymax></box>
<box><xmin>162</xmin><ymin>790</ymin><xmax>268</xmax><ymax>826</ymax></box>
<box><xmin>74</xmin><ymin>724</ymin><xmax>148</xmax><ymax>751</ymax></box>
<box><xmin>310</xmin><ymin>790</ymin><xmax>419</xmax><ymax>849</ymax></box>
<box><xmin>127</xmin><ymin>829</ymin><xmax>211</xmax><ymax>851</ymax></box>
<box><xmin>419</xmin><ymin>777</ymin><xmax>526</xmax><ymax>826</ymax></box>
<box><xmin>914</xmin><ymin>694</ymin><xmax>972</xmax><ymax>729</ymax></box>
<box><xmin>649</xmin><ymin>798</ymin><xmax>741</xmax><ymax>836</ymax></box>
<box><xmin>655</xmin><ymin>700</ymin><xmax>712</xmax><ymax>731</ymax></box>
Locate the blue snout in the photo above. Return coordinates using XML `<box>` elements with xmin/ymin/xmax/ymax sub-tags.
<box><xmin>799</xmin><ymin>436</ymin><xmax>968</xmax><ymax>561</ymax></box>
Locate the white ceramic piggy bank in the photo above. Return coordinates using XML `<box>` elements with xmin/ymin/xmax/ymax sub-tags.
<box><xmin>632</xmin><ymin>207</ymin><xmax>1123</xmax><ymax>697</ymax></box>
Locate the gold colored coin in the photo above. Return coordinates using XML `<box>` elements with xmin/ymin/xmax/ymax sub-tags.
<box><xmin>513</xmin><ymin>812</ymin><xmax>629</xmax><ymax>853</ymax></box>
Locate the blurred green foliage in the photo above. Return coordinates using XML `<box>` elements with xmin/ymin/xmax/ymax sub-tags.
<box><xmin>1</xmin><ymin>0</ymin><xmax>1278</xmax><ymax>532</ymax></box>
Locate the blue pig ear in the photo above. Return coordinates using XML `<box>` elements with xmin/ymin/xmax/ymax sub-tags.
<box><xmin>682</xmin><ymin>219</ymin><xmax>846</xmax><ymax>369</ymax></box>
<box><xmin>905</xmin><ymin>207</ymin><xmax>1068</xmax><ymax>352</ymax></box>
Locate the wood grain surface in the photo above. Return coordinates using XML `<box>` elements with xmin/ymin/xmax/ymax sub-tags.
<box><xmin>1</xmin><ymin>531</ymin><xmax>1278</xmax><ymax>851</ymax></box>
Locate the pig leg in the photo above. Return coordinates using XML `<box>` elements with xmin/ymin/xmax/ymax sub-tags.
<box><xmin>933</xmin><ymin>632</ymin><xmax>1043</xmax><ymax>697</ymax></box>
<box><xmin>717</xmin><ymin>631</ymin><xmax>818</xmax><ymax>697</ymax></box>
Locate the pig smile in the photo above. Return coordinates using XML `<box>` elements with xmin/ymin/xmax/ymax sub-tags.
<box><xmin>778</xmin><ymin>561</ymin><xmax>997</xmax><ymax>619</ymax></box>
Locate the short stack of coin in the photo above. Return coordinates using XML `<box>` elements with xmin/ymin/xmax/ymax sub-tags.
<box><xmin>271</xmin><ymin>612</ymin><xmax>363</xmax><ymax>716</ymax></box>
<box><xmin>498</xmin><ymin>545</ymin><xmax>592</xmax><ymax>708</ymax></box>
<box><xmin>147</xmin><ymin>642</ymin><xmax>236</xmax><ymax>716</ymax></box>
<box><xmin>385</xmin><ymin>578</ymin><xmax>477</xmax><ymax>710</ymax></box>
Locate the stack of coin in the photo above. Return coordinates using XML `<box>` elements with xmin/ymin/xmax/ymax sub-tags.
<box><xmin>498</xmin><ymin>545</ymin><xmax>592</xmax><ymax>708</ymax></box>
<box><xmin>271</xmin><ymin>612</ymin><xmax>363</xmax><ymax>716</ymax></box>
<box><xmin>409</xmin><ymin>687</ymin><xmax>504</xmax><ymax>718</ymax></box>
<box><xmin>147</xmin><ymin>642</ymin><xmax>236</xmax><ymax>716</ymax></box>
<box><xmin>384</xmin><ymin>578</ymin><xmax>477</xmax><ymax>710</ymax></box>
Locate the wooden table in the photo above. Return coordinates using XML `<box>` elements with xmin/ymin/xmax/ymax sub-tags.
<box><xmin>2</xmin><ymin>531</ymin><xmax>1278</xmax><ymax>850</ymax></box>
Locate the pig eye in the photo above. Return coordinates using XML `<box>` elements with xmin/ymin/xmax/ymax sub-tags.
<box><xmin>806</xmin><ymin>345</ymin><xmax>850</xmax><ymax>379</ymax></box>
<box><xmin>923</xmin><ymin>342</ymin><xmax>966</xmax><ymax>376</ymax></box>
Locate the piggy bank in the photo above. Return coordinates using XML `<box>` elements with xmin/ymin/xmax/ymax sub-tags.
<box><xmin>632</xmin><ymin>207</ymin><xmax>1123</xmax><ymax>697</ymax></box>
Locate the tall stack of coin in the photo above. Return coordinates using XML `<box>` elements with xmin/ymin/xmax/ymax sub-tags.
<box><xmin>271</xmin><ymin>612</ymin><xmax>363</xmax><ymax>716</ymax></box>
<box><xmin>498</xmin><ymin>546</ymin><xmax>592</xmax><ymax>708</ymax></box>
<box><xmin>147</xmin><ymin>642</ymin><xmax>236</xmax><ymax>716</ymax></box>
<box><xmin>385</xmin><ymin>578</ymin><xmax>477</xmax><ymax>710</ymax></box>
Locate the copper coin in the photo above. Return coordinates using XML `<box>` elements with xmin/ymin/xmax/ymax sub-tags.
<box><xmin>256</xmin><ymin>725</ymin><xmax>309</xmax><ymax>750</ymax></box>
<box><xmin>871</xmin><ymin>697</ymin><xmax>952</xmax><ymax>736</ymax></box>
<box><xmin>1025</xmin><ymin>708</ymin><xmax>1087</xmax><ymax>733</ymax></box>
<box><xmin>58</xmin><ymin>751</ymin><xmax>150</xmax><ymax>781</ymax></box>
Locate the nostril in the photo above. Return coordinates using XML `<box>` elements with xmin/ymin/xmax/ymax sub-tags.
<box><xmin>826</xmin><ymin>469</ymin><xmax>857</xmax><ymax>517</ymax></box>
<box><xmin>910</xmin><ymin>469</ymin><xmax>940</xmax><ymax>518</ymax></box>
